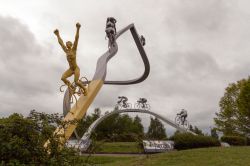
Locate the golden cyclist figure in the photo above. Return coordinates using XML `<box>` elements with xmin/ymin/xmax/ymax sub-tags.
<box><xmin>54</xmin><ymin>22</ymin><xmax>87</xmax><ymax>96</ymax></box>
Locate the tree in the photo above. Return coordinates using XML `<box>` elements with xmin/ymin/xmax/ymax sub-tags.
<box><xmin>189</xmin><ymin>124</ymin><xmax>194</xmax><ymax>132</ymax></box>
<box><xmin>132</xmin><ymin>116</ymin><xmax>144</xmax><ymax>134</ymax></box>
<box><xmin>95</xmin><ymin>113</ymin><xmax>120</xmax><ymax>141</ymax></box>
<box><xmin>76</xmin><ymin>108</ymin><xmax>101</xmax><ymax>137</ymax></box>
<box><xmin>189</xmin><ymin>124</ymin><xmax>203</xmax><ymax>135</ymax></box>
<box><xmin>210</xmin><ymin>127</ymin><xmax>219</xmax><ymax>139</ymax></box>
<box><xmin>146</xmin><ymin>117</ymin><xmax>167</xmax><ymax>140</ymax></box>
<box><xmin>194</xmin><ymin>126</ymin><xmax>204</xmax><ymax>135</ymax></box>
<box><xmin>95</xmin><ymin>113</ymin><xmax>144</xmax><ymax>142</ymax></box>
<box><xmin>214</xmin><ymin>77</ymin><xmax>250</xmax><ymax>136</ymax></box>
<box><xmin>0</xmin><ymin>110</ymin><xmax>79</xmax><ymax>165</ymax></box>
<box><xmin>0</xmin><ymin>113</ymin><xmax>47</xmax><ymax>164</ymax></box>
<box><xmin>237</xmin><ymin>79</ymin><xmax>250</xmax><ymax>136</ymax></box>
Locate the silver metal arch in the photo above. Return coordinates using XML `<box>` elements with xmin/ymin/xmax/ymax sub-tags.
<box><xmin>80</xmin><ymin>109</ymin><xmax>196</xmax><ymax>142</ymax></box>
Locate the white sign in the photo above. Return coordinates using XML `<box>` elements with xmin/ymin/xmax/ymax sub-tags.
<box><xmin>66</xmin><ymin>139</ymin><xmax>92</xmax><ymax>152</ymax></box>
<box><xmin>143</xmin><ymin>140</ymin><xmax>174</xmax><ymax>153</ymax></box>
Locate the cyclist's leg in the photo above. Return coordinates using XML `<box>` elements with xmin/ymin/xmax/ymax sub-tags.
<box><xmin>123</xmin><ymin>100</ymin><xmax>126</xmax><ymax>107</ymax></box>
<box><xmin>123</xmin><ymin>98</ymin><xmax>128</xmax><ymax>107</ymax></box>
<box><xmin>175</xmin><ymin>115</ymin><xmax>181</xmax><ymax>125</ymax></box>
<box><xmin>141</xmin><ymin>102</ymin><xmax>145</xmax><ymax>108</ymax></box>
<box><xmin>74</xmin><ymin>67</ymin><xmax>87</xmax><ymax>95</ymax></box>
<box><xmin>61</xmin><ymin>69</ymin><xmax>74</xmax><ymax>91</ymax></box>
<box><xmin>181</xmin><ymin>116</ymin><xmax>184</xmax><ymax>125</ymax></box>
<box><xmin>184</xmin><ymin>115</ymin><xmax>188</xmax><ymax>125</ymax></box>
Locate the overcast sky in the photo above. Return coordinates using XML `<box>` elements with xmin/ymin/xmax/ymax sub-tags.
<box><xmin>0</xmin><ymin>0</ymin><xmax>250</xmax><ymax>134</ymax></box>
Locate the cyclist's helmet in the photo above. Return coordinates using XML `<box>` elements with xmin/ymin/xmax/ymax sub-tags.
<box><xmin>107</xmin><ymin>17</ymin><xmax>117</xmax><ymax>24</ymax></box>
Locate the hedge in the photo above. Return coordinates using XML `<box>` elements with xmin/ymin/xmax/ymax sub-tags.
<box><xmin>247</xmin><ymin>137</ymin><xmax>250</xmax><ymax>145</ymax></box>
<box><xmin>221</xmin><ymin>136</ymin><xmax>247</xmax><ymax>146</ymax></box>
<box><xmin>171</xmin><ymin>133</ymin><xmax>220</xmax><ymax>150</ymax></box>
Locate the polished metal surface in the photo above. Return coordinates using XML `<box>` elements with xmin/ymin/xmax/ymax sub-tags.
<box><xmin>62</xmin><ymin>22</ymin><xmax>151</xmax><ymax>141</ymax></box>
<box><xmin>63</xmin><ymin>23</ymin><xmax>150</xmax><ymax>115</ymax></box>
<box><xmin>77</xmin><ymin>108</ymin><xmax>196</xmax><ymax>151</ymax></box>
<box><xmin>103</xmin><ymin>24</ymin><xmax>150</xmax><ymax>85</ymax></box>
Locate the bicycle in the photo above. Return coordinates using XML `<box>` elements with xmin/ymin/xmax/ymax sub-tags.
<box><xmin>175</xmin><ymin>114</ymin><xmax>189</xmax><ymax>129</ymax></box>
<box><xmin>115</xmin><ymin>102</ymin><xmax>132</xmax><ymax>110</ymax></box>
<box><xmin>60</xmin><ymin>77</ymin><xmax>89</xmax><ymax>105</ymax></box>
<box><xmin>134</xmin><ymin>102</ymin><xmax>150</xmax><ymax>110</ymax></box>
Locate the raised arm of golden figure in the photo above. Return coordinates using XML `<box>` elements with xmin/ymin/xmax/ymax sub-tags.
<box><xmin>73</xmin><ymin>23</ymin><xmax>81</xmax><ymax>51</ymax></box>
<box><xmin>54</xmin><ymin>29</ymin><xmax>67</xmax><ymax>53</ymax></box>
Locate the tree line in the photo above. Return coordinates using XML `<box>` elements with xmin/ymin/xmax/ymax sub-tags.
<box><xmin>76</xmin><ymin>108</ymin><xmax>167</xmax><ymax>141</ymax></box>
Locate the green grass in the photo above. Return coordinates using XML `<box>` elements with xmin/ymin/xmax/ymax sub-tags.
<box><xmin>84</xmin><ymin>146</ymin><xmax>250</xmax><ymax>166</ymax></box>
<box><xmin>94</xmin><ymin>142</ymin><xmax>143</xmax><ymax>153</ymax></box>
<box><xmin>79</xmin><ymin>156</ymin><xmax>134</xmax><ymax>165</ymax></box>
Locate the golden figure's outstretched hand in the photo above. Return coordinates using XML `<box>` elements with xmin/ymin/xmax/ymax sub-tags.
<box><xmin>54</xmin><ymin>29</ymin><xmax>59</xmax><ymax>35</ymax></box>
<box><xmin>76</xmin><ymin>22</ymin><xmax>81</xmax><ymax>28</ymax></box>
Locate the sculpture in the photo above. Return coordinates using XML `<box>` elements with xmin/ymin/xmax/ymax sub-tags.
<box><xmin>135</xmin><ymin>98</ymin><xmax>150</xmax><ymax>110</ymax></box>
<box><xmin>54</xmin><ymin>23</ymin><xmax>87</xmax><ymax>96</ymax></box>
<box><xmin>175</xmin><ymin>109</ymin><xmax>189</xmax><ymax>129</ymax></box>
<box><xmin>116</xmin><ymin>96</ymin><xmax>131</xmax><ymax>109</ymax></box>
<box><xmin>140</xmin><ymin>35</ymin><xmax>146</xmax><ymax>46</ymax></box>
<box><xmin>105</xmin><ymin>17</ymin><xmax>117</xmax><ymax>48</ymax></box>
<box><xmin>46</xmin><ymin>18</ymin><xmax>150</xmax><ymax>147</ymax></box>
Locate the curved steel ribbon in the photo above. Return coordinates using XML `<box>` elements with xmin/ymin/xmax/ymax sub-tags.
<box><xmin>63</xmin><ymin>23</ymin><xmax>150</xmax><ymax>115</ymax></box>
<box><xmin>104</xmin><ymin>23</ymin><xmax>150</xmax><ymax>85</ymax></box>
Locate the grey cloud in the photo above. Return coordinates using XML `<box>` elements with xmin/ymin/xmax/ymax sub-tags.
<box><xmin>0</xmin><ymin>16</ymin><xmax>61</xmax><ymax>94</ymax></box>
<box><xmin>166</xmin><ymin>51</ymin><xmax>221</xmax><ymax>78</ymax></box>
<box><xmin>0</xmin><ymin>16</ymin><xmax>63</xmax><ymax>116</ymax></box>
<box><xmin>165</xmin><ymin>0</ymin><xmax>230</xmax><ymax>34</ymax></box>
<box><xmin>148</xmin><ymin>50</ymin><xmax>224</xmax><ymax>98</ymax></box>
<box><xmin>0</xmin><ymin>17</ymin><xmax>41</xmax><ymax>62</ymax></box>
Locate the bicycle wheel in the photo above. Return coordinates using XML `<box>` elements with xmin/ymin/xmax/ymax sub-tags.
<box><xmin>126</xmin><ymin>103</ymin><xmax>132</xmax><ymax>109</ymax></box>
<box><xmin>145</xmin><ymin>104</ymin><xmax>150</xmax><ymax>110</ymax></box>
<box><xmin>175</xmin><ymin>116</ymin><xmax>181</xmax><ymax>126</ymax></box>
<box><xmin>183</xmin><ymin>120</ymin><xmax>189</xmax><ymax>129</ymax></box>
<box><xmin>134</xmin><ymin>103</ymin><xmax>141</xmax><ymax>109</ymax></box>
<box><xmin>115</xmin><ymin>104</ymin><xmax>122</xmax><ymax>110</ymax></box>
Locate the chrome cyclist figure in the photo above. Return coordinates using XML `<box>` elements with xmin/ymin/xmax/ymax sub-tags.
<box><xmin>116</xmin><ymin>96</ymin><xmax>132</xmax><ymax>109</ymax></box>
<box><xmin>135</xmin><ymin>98</ymin><xmax>150</xmax><ymax>110</ymax></box>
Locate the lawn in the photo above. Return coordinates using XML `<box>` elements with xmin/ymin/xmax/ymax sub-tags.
<box><xmin>82</xmin><ymin>146</ymin><xmax>250</xmax><ymax>166</ymax></box>
<box><xmin>93</xmin><ymin>142</ymin><xmax>143</xmax><ymax>153</ymax></box>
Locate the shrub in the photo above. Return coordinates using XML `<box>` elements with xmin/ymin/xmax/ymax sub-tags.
<box><xmin>172</xmin><ymin>133</ymin><xmax>220</xmax><ymax>150</ymax></box>
<box><xmin>221</xmin><ymin>136</ymin><xmax>247</xmax><ymax>146</ymax></box>
<box><xmin>0</xmin><ymin>111</ymin><xmax>82</xmax><ymax>165</ymax></box>
<box><xmin>246</xmin><ymin>137</ymin><xmax>250</xmax><ymax>145</ymax></box>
